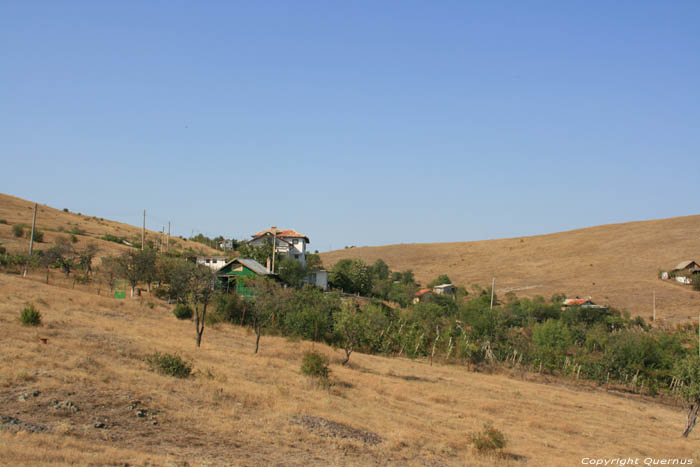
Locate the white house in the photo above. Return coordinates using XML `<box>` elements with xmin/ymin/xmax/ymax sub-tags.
<box><xmin>249</xmin><ymin>226</ymin><xmax>310</xmax><ymax>266</ymax></box>
<box><xmin>196</xmin><ymin>256</ymin><xmax>229</xmax><ymax>270</ymax></box>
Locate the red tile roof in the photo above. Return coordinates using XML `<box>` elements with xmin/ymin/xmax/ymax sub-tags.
<box><xmin>415</xmin><ymin>288</ymin><xmax>433</xmax><ymax>297</ymax></box>
<box><xmin>252</xmin><ymin>228</ymin><xmax>309</xmax><ymax>242</ymax></box>
<box><xmin>563</xmin><ymin>298</ymin><xmax>593</xmax><ymax>306</ymax></box>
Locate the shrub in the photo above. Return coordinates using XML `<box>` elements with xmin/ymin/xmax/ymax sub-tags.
<box><xmin>12</xmin><ymin>225</ymin><xmax>24</xmax><ymax>238</ymax></box>
<box><xmin>63</xmin><ymin>208</ymin><xmax>69</xmax><ymax>212</ymax></box>
<box><xmin>0</xmin><ymin>219</ymin><xmax>7</xmax><ymax>224</ymax></box>
<box><xmin>172</xmin><ymin>304</ymin><xmax>193</xmax><ymax>320</ymax></box>
<box><xmin>146</xmin><ymin>352</ymin><xmax>192</xmax><ymax>378</ymax></box>
<box><xmin>70</xmin><ymin>227</ymin><xmax>84</xmax><ymax>235</ymax></box>
<box><xmin>470</xmin><ymin>424</ymin><xmax>507</xmax><ymax>453</ymax></box>
<box><xmin>20</xmin><ymin>305</ymin><xmax>41</xmax><ymax>326</ymax></box>
<box><xmin>301</xmin><ymin>350</ymin><xmax>330</xmax><ymax>379</ymax></box>
<box><xmin>29</xmin><ymin>229</ymin><xmax>43</xmax><ymax>242</ymax></box>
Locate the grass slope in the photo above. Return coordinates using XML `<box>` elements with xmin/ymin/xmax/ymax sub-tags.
<box><xmin>0</xmin><ymin>192</ymin><xmax>219</xmax><ymax>258</ymax></box>
<box><xmin>321</xmin><ymin>216</ymin><xmax>700</xmax><ymax>322</ymax></box>
<box><xmin>1</xmin><ymin>273</ymin><xmax>698</xmax><ymax>466</ymax></box>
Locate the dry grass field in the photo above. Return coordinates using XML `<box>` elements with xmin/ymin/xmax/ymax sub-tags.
<box><xmin>321</xmin><ymin>215</ymin><xmax>700</xmax><ymax>323</ymax></box>
<box><xmin>0</xmin><ymin>193</ymin><xmax>219</xmax><ymax>259</ymax></box>
<box><xmin>1</xmin><ymin>272</ymin><xmax>699</xmax><ymax>466</ymax></box>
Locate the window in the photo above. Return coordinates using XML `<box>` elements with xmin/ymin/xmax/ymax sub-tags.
<box><xmin>205</xmin><ymin>259</ymin><xmax>210</xmax><ymax>263</ymax></box>
<box><xmin>295</xmin><ymin>254</ymin><xmax>299</xmax><ymax>259</ymax></box>
<box><xmin>292</xmin><ymin>239</ymin><xmax>299</xmax><ymax>244</ymax></box>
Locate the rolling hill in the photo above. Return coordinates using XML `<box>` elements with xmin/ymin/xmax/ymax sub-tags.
<box><xmin>0</xmin><ymin>192</ymin><xmax>220</xmax><ymax>259</ymax></box>
<box><xmin>321</xmin><ymin>216</ymin><xmax>700</xmax><ymax>323</ymax></box>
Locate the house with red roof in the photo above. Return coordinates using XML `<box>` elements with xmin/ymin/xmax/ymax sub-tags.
<box><xmin>248</xmin><ymin>226</ymin><xmax>310</xmax><ymax>267</ymax></box>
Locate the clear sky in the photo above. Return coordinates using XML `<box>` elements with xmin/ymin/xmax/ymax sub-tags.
<box><xmin>1</xmin><ymin>1</ymin><xmax>698</xmax><ymax>251</ymax></box>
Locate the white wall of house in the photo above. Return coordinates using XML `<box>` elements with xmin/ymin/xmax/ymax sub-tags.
<box><xmin>303</xmin><ymin>270</ymin><xmax>328</xmax><ymax>291</ymax></box>
<box><xmin>196</xmin><ymin>257</ymin><xmax>228</xmax><ymax>270</ymax></box>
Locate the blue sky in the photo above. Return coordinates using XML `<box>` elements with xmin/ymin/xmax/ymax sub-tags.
<box><xmin>1</xmin><ymin>1</ymin><xmax>698</xmax><ymax>251</ymax></box>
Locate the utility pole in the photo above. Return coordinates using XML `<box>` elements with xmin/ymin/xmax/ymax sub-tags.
<box><xmin>271</xmin><ymin>228</ymin><xmax>277</xmax><ymax>273</ymax></box>
<box><xmin>490</xmin><ymin>277</ymin><xmax>495</xmax><ymax>309</ymax></box>
<box><xmin>653</xmin><ymin>290</ymin><xmax>656</xmax><ymax>322</ymax></box>
<box><xmin>167</xmin><ymin>222</ymin><xmax>170</xmax><ymax>250</ymax></box>
<box><xmin>141</xmin><ymin>210</ymin><xmax>146</xmax><ymax>250</ymax></box>
<box><xmin>23</xmin><ymin>203</ymin><xmax>37</xmax><ymax>278</ymax></box>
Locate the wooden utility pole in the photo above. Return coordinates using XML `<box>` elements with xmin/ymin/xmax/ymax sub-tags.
<box><xmin>653</xmin><ymin>290</ymin><xmax>656</xmax><ymax>322</ymax></box>
<box><xmin>271</xmin><ymin>228</ymin><xmax>277</xmax><ymax>273</ymax></box>
<box><xmin>23</xmin><ymin>203</ymin><xmax>38</xmax><ymax>277</ymax></box>
<box><xmin>141</xmin><ymin>210</ymin><xmax>146</xmax><ymax>250</ymax></box>
<box><xmin>167</xmin><ymin>222</ymin><xmax>170</xmax><ymax>250</ymax></box>
<box><xmin>490</xmin><ymin>277</ymin><xmax>495</xmax><ymax>309</ymax></box>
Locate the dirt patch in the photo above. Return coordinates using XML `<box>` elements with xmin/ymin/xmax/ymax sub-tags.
<box><xmin>291</xmin><ymin>415</ymin><xmax>382</xmax><ymax>445</ymax></box>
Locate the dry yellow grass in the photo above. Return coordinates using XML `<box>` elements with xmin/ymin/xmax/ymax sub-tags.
<box><xmin>0</xmin><ymin>192</ymin><xmax>219</xmax><ymax>258</ymax></box>
<box><xmin>1</xmin><ymin>273</ymin><xmax>699</xmax><ymax>466</ymax></box>
<box><xmin>321</xmin><ymin>215</ymin><xmax>700</xmax><ymax>322</ymax></box>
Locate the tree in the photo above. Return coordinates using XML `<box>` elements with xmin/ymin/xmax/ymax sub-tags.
<box><xmin>77</xmin><ymin>243</ymin><xmax>99</xmax><ymax>275</ymax></box>
<box><xmin>43</xmin><ymin>236</ymin><xmax>76</xmax><ymax>278</ymax></box>
<box><xmin>190</xmin><ymin>265</ymin><xmax>216</xmax><ymax>347</ymax></box>
<box><xmin>673</xmin><ymin>355</ymin><xmax>700</xmax><ymax>437</ymax></box>
<box><xmin>306</xmin><ymin>253</ymin><xmax>323</xmax><ymax>271</ymax></box>
<box><xmin>246</xmin><ymin>277</ymin><xmax>291</xmax><ymax>353</ymax></box>
<box><xmin>370</xmin><ymin>259</ymin><xmax>390</xmax><ymax>280</ymax></box>
<box><xmin>99</xmin><ymin>255</ymin><xmax>121</xmax><ymax>295</ymax></box>
<box><xmin>237</xmin><ymin>239</ymin><xmax>277</xmax><ymax>270</ymax></box>
<box><xmin>330</xmin><ymin>259</ymin><xmax>372</xmax><ymax>295</ymax></box>
<box><xmin>429</xmin><ymin>274</ymin><xmax>452</xmax><ymax>288</ymax></box>
<box><xmin>116</xmin><ymin>249</ymin><xmax>156</xmax><ymax>297</ymax></box>
<box><xmin>278</xmin><ymin>256</ymin><xmax>306</xmax><ymax>287</ymax></box>
<box><xmin>333</xmin><ymin>301</ymin><xmax>367</xmax><ymax>365</ymax></box>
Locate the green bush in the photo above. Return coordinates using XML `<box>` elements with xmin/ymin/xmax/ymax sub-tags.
<box><xmin>470</xmin><ymin>424</ymin><xmax>507</xmax><ymax>453</ymax></box>
<box><xmin>70</xmin><ymin>226</ymin><xmax>85</xmax><ymax>235</ymax></box>
<box><xmin>29</xmin><ymin>229</ymin><xmax>43</xmax><ymax>242</ymax></box>
<box><xmin>172</xmin><ymin>304</ymin><xmax>193</xmax><ymax>320</ymax></box>
<box><xmin>12</xmin><ymin>225</ymin><xmax>24</xmax><ymax>238</ymax></box>
<box><xmin>146</xmin><ymin>352</ymin><xmax>193</xmax><ymax>378</ymax></box>
<box><xmin>20</xmin><ymin>305</ymin><xmax>41</xmax><ymax>326</ymax></box>
<box><xmin>0</xmin><ymin>219</ymin><xmax>8</xmax><ymax>224</ymax></box>
<box><xmin>301</xmin><ymin>350</ymin><xmax>330</xmax><ymax>379</ymax></box>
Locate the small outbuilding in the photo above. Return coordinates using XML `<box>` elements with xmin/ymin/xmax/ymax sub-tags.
<box><xmin>433</xmin><ymin>284</ymin><xmax>456</xmax><ymax>296</ymax></box>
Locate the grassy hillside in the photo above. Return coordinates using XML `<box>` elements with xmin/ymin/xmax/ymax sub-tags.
<box><xmin>321</xmin><ymin>216</ymin><xmax>700</xmax><ymax>322</ymax></box>
<box><xmin>0</xmin><ymin>192</ymin><xmax>220</xmax><ymax>259</ymax></box>
<box><xmin>1</xmin><ymin>273</ymin><xmax>698</xmax><ymax>466</ymax></box>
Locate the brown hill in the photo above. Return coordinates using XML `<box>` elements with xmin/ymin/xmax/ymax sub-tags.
<box><xmin>321</xmin><ymin>216</ymin><xmax>700</xmax><ymax>322</ymax></box>
<box><xmin>1</xmin><ymin>273</ymin><xmax>696</xmax><ymax>465</ymax></box>
<box><xmin>0</xmin><ymin>192</ymin><xmax>220</xmax><ymax>259</ymax></box>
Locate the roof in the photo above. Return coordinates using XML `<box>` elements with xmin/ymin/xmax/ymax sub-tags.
<box><xmin>433</xmin><ymin>283</ymin><xmax>455</xmax><ymax>289</ymax></box>
<box><xmin>217</xmin><ymin>257</ymin><xmax>271</xmax><ymax>276</ymax></box>
<box><xmin>252</xmin><ymin>227</ymin><xmax>310</xmax><ymax>243</ymax></box>
<box><xmin>673</xmin><ymin>260</ymin><xmax>699</xmax><ymax>271</ymax></box>
<box><xmin>563</xmin><ymin>298</ymin><xmax>594</xmax><ymax>306</ymax></box>
<box><xmin>415</xmin><ymin>288</ymin><xmax>433</xmax><ymax>297</ymax></box>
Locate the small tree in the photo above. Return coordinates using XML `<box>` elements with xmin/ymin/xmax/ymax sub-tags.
<box><xmin>190</xmin><ymin>265</ymin><xmax>216</xmax><ymax>347</ymax></box>
<box><xmin>278</xmin><ymin>256</ymin><xmax>306</xmax><ymax>287</ymax></box>
<box><xmin>77</xmin><ymin>243</ymin><xmax>99</xmax><ymax>275</ymax></box>
<box><xmin>246</xmin><ymin>276</ymin><xmax>290</xmax><ymax>353</ymax></box>
<box><xmin>429</xmin><ymin>274</ymin><xmax>452</xmax><ymax>288</ymax></box>
<box><xmin>12</xmin><ymin>225</ymin><xmax>24</xmax><ymax>238</ymax></box>
<box><xmin>116</xmin><ymin>249</ymin><xmax>156</xmax><ymax>297</ymax></box>
<box><xmin>333</xmin><ymin>301</ymin><xmax>368</xmax><ymax>365</ymax></box>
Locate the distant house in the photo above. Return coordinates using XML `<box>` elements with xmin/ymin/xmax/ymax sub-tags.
<box><xmin>433</xmin><ymin>284</ymin><xmax>456</xmax><ymax>296</ymax></box>
<box><xmin>561</xmin><ymin>297</ymin><xmax>608</xmax><ymax>311</ymax></box>
<box><xmin>671</xmin><ymin>260</ymin><xmax>700</xmax><ymax>284</ymax></box>
<box><xmin>215</xmin><ymin>258</ymin><xmax>274</xmax><ymax>296</ymax></box>
<box><xmin>413</xmin><ymin>288</ymin><xmax>434</xmax><ymax>304</ymax></box>
<box><xmin>249</xmin><ymin>226</ymin><xmax>310</xmax><ymax>267</ymax></box>
<box><xmin>196</xmin><ymin>256</ymin><xmax>228</xmax><ymax>270</ymax></box>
